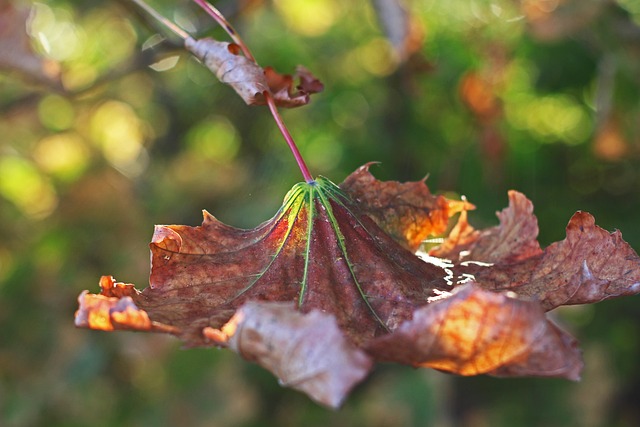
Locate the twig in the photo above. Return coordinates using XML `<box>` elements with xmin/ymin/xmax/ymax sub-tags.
<box><xmin>130</xmin><ymin>0</ymin><xmax>189</xmax><ymax>40</ymax></box>
<box><xmin>191</xmin><ymin>0</ymin><xmax>255</xmax><ymax>61</ymax></box>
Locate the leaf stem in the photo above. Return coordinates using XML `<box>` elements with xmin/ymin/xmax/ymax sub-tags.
<box><xmin>265</xmin><ymin>91</ymin><xmax>314</xmax><ymax>183</ymax></box>
<box><xmin>191</xmin><ymin>0</ymin><xmax>254</xmax><ymax>60</ymax></box>
<box><xmin>193</xmin><ymin>0</ymin><xmax>313</xmax><ymax>182</ymax></box>
<box><xmin>135</xmin><ymin>0</ymin><xmax>314</xmax><ymax>182</ymax></box>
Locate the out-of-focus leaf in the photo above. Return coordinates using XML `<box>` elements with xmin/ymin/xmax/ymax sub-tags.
<box><xmin>521</xmin><ymin>0</ymin><xmax>608</xmax><ymax>41</ymax></box>
<box><xmin>459</xmin><ymin>71</ymin><xmax>502</xmax><ymax>124</ymax></box>
<box><xmin>593</xmin><ymin>114</ymin><xmax>629</xmax><ymax>161</ymax></box>
<box><xmin>371</xmin><ymin>0</ymin><xmax>424</xmax><ymax>62</ymax></box>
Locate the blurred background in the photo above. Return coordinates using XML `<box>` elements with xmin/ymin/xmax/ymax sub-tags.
<box><xmin>1</xmin><ymin>0</ymin><xmax>640</xmax><ymax>425</ymax></box>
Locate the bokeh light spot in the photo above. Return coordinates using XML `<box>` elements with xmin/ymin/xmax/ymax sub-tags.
<box><xmin>38</xmin><ymin>94</ymin><xmax>75</xmax><ymax>131</ymax></box>
<box><xmin>33</xmin><ymin>132</ymin><xmax>90</xmax><ymax>181</ymax></box>
<box><xmin>331</xmin><ymin>91</ymin><xmax>370</xmax><ymax>129</ymax></box>
<box><xmin>506</xmin><ymin>93</ymin><xmax>591</xmax><ymax>144</ymax></box>
<box><xmin>274</xmin><ymin>0</ymin><xmax>340</xmax><ymax>36</ymax></box>
<box><xmin>90</xmin><ymin>101</ymin><xmax>147</xmax><ymax>177</ymax></box>
<box><xmin>0</xmin><ymin>156</ymin><xmax>58</xmax><ymax>219</ymax></box>
<box><xmin>29</xmin><ymin>3</ymin><xmax>82</xmax><ymax>61</ymax></box>
<box><xmin>186</xmin><ymin>116</ymin><xmax>241</xmax><ymax>163</ymax></box>
<box><xmin>304</xmin><ymin>135</ymin><xmax>343</xmax><ymax>171</ymax></box>
<box><xmin>357</xmin><ymin>38</ymin><xmax>398</xmax><ymax>76</ymax></box>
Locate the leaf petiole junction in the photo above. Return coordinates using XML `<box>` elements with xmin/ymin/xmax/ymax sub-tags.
<box><xmin>130</xmin><ymin>0</ymin><xmax>315</xmax><ymax>183</ymax></box>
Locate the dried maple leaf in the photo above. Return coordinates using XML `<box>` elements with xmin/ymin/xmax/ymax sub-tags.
<box><xmin>264</xmin><ymin>65</ymin><xmax>324</xmax><ymax>108</ymax></box>
<box><xmin>432</xmin><ymin>190</ymin><xmax>640</xmax><ymax>311</ymax></box>
<box><xmin>84</xmin><ymin>174</ymin><xmax>449</xmax><ymax>348</ymax></box>
<box><xmin>76</xmin><ymin>167</ymin><xmax>640</xmax><ymax>408</ymax></box>
<box><xmin>431</xmin><ymin>190</ymin><xmax>541</xmax><ymax>263</ymax></box>
<box><xmin>340</xmin><ymin>163</ymin><xmax>473</xmax><ymax>251</ymax></box>
<box><xmin>203</xmin><ymin>301</ymin><xmax>373</xmax><ymax>408</ymax></box>
<box><xmin>185</xmin><ymin>37</ymin><xmax>322</xmax><ymax>108</ymax></box>
<box><xmin>77</xmin><ymin>171</ymin><xmax>449</xmax><ymax>406</ymax></box>
<box><xmin>368</xmin><ymin>284</ymin><xmax>582</xmax><ymax>379</ymax></box>
<box><xmin>75</xmin><ymin>276</ymin><xmax>178</xmax><ymax>333</ymax></box>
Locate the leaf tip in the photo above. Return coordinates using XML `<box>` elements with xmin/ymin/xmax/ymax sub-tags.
<box><xmin>202</xmin><ymin>209</ymin><xmax>215</xmax><ymax>222</ymax></box>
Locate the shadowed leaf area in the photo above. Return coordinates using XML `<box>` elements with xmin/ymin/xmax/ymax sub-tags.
<box><xmin>76</xmin><ymin>165</ymin><xmax>640</xmax><ymax>408</ymax></box>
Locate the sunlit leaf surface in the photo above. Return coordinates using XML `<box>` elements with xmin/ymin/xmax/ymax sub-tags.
<box><xmin>76</xmin><ymin>167</ymin><xmax>640</xmax><ymax>407</ymax></box>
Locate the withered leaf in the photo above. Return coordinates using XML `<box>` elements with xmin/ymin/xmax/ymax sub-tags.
<box><xmin>431</xmin><ymin>190</ymin><xmax>541</xmax><ymax>263</ymax></box>
<box><xmin>185</xmin><ymin>37</ymin><xmax>322</xmax><ymax>108</ymax></box>
<box><xmin>203</xmin><ymin>301</ymin><xmax>373</xmax><ymax>408</ymax></box>
<box><xmin>264</xmin><ymin>65</ymin><xmax>324</xmax><ymax>108</ymax></box>
<box><xmin>184</xmin><ymin>37</ymin><xmax>268</xmax><ymax>105</ymax></box>
<box><xmin>368</xmin><ymin>284</ymin><xmax>582</xmax><ymax>379</ymax></box>
<box><xmin>432</xmin><ymin>191</ymin><xmax>640</xmax><ymax>311</ymax></box>
<box><xmin>75</xmin><ymin>276</ymin><xmax>178</xmax><ymax>334</ymax></box>
<box><xmin>340</xmin><ymin>163</ymin><xmax>473</xmax><ymax>252</ymax></box>
<box><xmin>76</xmin><ymin>167</ymin><xmax>640</xmax><ymax>407</ymax></box>
<box><xmin>114</xmin><ymin>174</ymin><xmax>447</xmax><ymax>348</ymax></box>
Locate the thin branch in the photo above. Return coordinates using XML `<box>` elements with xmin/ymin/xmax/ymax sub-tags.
<box><xmin>0</xmin><ymin>47</ymin><xmax>167</xmax><ymax>114</ymax></box>
<box><xmin>191</xmin><ymin>0</ymin><xmax>255</xmax><ymax>61</ymax></box>
<box><xmin>129</xmin><ymin>0</ymin><xmax>190</xmax><ymax>40</ymax></box>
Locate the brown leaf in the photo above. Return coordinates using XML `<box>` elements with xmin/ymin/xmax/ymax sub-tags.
<box><xmin>76</xmin><ymin>170</ymin><xmax>449</xmax><ymax>406</ymax></box>
<box><xmin>368</xmin><ymin>284</ymin><xmax>582</xmax><ymax>379</ymax></box>
<box><xmin>434</xmin><ymin>191</ymin><xmax>640</xmax><ymax>310</ymax></box>
<box><xmin>75</xmin><ymin>276</ymin><xmax>178</xmax><ymax>334</ymax></box>
<box><xmin>203</xmin><ymin>301</ymin><xmax>373</xmax><ymax>408</ymax></box>
<box><xmin>185</xmin><ymin>37</ymin><xmax>269</xmax><ymax>105</ymax></box>
<box><xmin>138</xmin><ymin>175</ymin><xmax>446</xmax><ymax>347</ymax></box>
<box><xmin>431</xmin><ymin>190</ymin><xmax>542</xmax><ymax>263</ymax></box>
<box><xmin>340</xmin><ymin>163</ymin><xmax>474</xmax><ymax>252</ymax></box>
<box><xmin>185</xmin><ymin>37</ymin><xmax>322</xmax><ymax>108</ymax></box>
<box><xmin>426</xmin><ymin>209</ymin><xmax>478</xmax><ymax>260</ymax></box>
<box><xmin>76</xmin><ymin>167</ymin><xmax>640</xmax><ymax>406</ymax></box>
<box><xmin>0</xmin><ymin>2</ymin><xmax>61</xmax><ymax>87</ymax></box>
<box><xmin>490</xmin><ymin>320</ymin><xmax>582</xmax><ymax>379</ymax></box>
<box><xmin>264</xmin><ymin>65</ymin><xmax>324</xmax><ymax>108</ymax></box>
